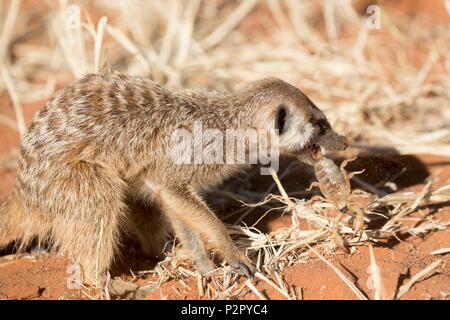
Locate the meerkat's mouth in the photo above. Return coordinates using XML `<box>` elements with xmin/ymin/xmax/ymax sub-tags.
<box><xmin>307</xmin><ymin>143</ymin><xmax>321</xmax><ymax>161</ymax></box>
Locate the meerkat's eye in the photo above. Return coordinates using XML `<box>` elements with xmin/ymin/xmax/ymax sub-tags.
<box><xmin>275</xmin><ymin>105</ymin><xmax>287</xmax><ymax>134</ymax></box>
<box><xmin>316</xmin><ymin>118</ymin><xmax>329</xmax><ymax>135</ymax></box>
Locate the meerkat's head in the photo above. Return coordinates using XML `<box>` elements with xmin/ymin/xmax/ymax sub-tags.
<box><xmin>244</xmin><ymin>78</ymin><xmax>348</xmax><ymax>165</ymax></box>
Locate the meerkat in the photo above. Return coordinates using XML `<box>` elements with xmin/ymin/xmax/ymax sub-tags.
<box><xmin>0</xmin><ymin>72</ymin><xmax>348</xmax><ymax>285</ymax></box>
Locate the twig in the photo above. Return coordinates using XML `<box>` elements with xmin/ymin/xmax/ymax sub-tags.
<box><xmin>0</xmin><ymin>0</ymin><xmax>21</xmax><ymax>60</ymax></box>
<box><xmin>367</xmin><ymin>245</ymin><xmax>385</xmax><ymax>300</ymax></box>
<box><xmin>0</xmin><ymin>65</ymin><xmax>26</xmax><ymax>136</ymax></box>
<box><xmin>308</xmin><ymin>245</ymin><xmax>368</xmax><ymax>300</ymax></box>
<box><xmin>430</xmin><ymin>248</ymin><xmax>450</xmax><ymax>256</ymax></box>
<box><xmin>245</xmin><ymin>279</ymin><xmax>267</xmax><ymax>300</ymax></box>
<box><xmin>201</xmin><ymin>0</ymin><xmax>258</xmax><ymax>50</ymax></box>
<box><xmin>94</xmin><ymin>17</ymin><xmax>107</xmax><ymax>73</ymax></box>
<box><xmin>255</xmin><ymin>272</ymin><xmax>291</xmax><ymax>299</ymax></box>
<box><xmin>396</xmin><ymin>260</ymin><xmax>442</xmax><ymax>300</ymax></box>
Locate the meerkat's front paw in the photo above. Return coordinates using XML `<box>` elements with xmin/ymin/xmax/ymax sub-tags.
<box><xmin>233</xmin><ymin>260</ymin><xmax>255</xmax><ymax>279</ymax></box>
<box><xmin>225</xmin><ymin>250</ymin><xmax>256</xmax><ymax>279</ymax></box>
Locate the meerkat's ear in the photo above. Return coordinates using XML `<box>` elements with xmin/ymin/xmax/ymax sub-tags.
<box><xmin>275</xmin><ymin>104</ymin><xmax>288</xmax><ymax>134</ymax></box>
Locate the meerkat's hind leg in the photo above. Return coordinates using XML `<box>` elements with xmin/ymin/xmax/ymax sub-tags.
<box><xmin>127</xmin><ymin>200</ymin><xmax>171</xmax><ymax>258</ymax></box>
<box><xmin>49</xmin><ymin>161</ymin><xmax>128</xmax><ymax>286</ymax></box>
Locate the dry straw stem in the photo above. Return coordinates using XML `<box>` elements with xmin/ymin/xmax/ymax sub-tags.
<box><xmin>201</xmin><ymin>0</ymin><xmax>259</xmax><ymax>50</ymax></box>
<box><xmin>103</xmin><ymin>271</ymin><xmax>111</xmax><ymax>300</ymax></box>
<box><xmin>255</xmin><ymin>271</ymin><xmax>292</xmax><ymax>299</ymax></box>
<box><xmin>158</xmin><ymin>0</ymin><xmax>180</xmax><ymax>64</ymax></box>
<box><xmin>430</xmin><ymin>248</ymin><xmax>450</xmax><ymax>256</ymax></box>
<box><xmin>0</xmin><ymin>113</ymin><xmax>18</xmax><ymax>131</ymax></box>
<box><xmin>0</xmin><ymin>65</ymin><xmax>26</xmax><ymax>136</ymax></box>
<box><xmin>245</xmin><ymin>279</ymin><xmax>268</xmax><ymax>300</ymax></box>
<box><xmin>52</xmin><ymin>2</ymin><xmax>87</xmax><ymax>78</ymax></box>
<box><xmin>93</xmin><ymin>17</ymin><xmax>108</xmax><ymax>73</ymax></box>
<box><xmin>173</xmin><ymin>0</ymin><xmax>202</xmax><ymax>67</ymax></box>
<box><xmin>0</xmin><ymin>0</ymin><xmax>25</xmax><ymax>136</ymax></box>
<box><xmin>196</xmin><ymin>273</ymin><xmax>204</xmax><ymax>297</ymax></box>
<box><xmin>395</xmin><ymin>260</ymin><xmax>442</xmax><ymax>300</ymax></box>
<box><xmin>367</xmin><ymin>245</ymin><xmax>386</xmax><ymax>300</ymax></box>
<box><xmin>105</xmin><ymin>25</ymin><xmax>150</xmax><ymax>74</ymax></box>
<box><xmin>308</xmin><ymin>245</ymin><xmax>368</xmax><ymax>300</ymax></box>
<box><xmin>375</xmin><ymin>184</ymin><xmax>450</xmax><ymax>206</ymax></box>
<box><xmin>0</xmin><ymin>0</ymin><xmax>21</xmax><ymax>60</ymax></box>
<box><xmin>446</xmin><ymin>0</ymin><xmax>450</xmax><ymax>16</ymax></box>
<box><xmin>94</xmin><ymin>218</ymin><xmax>105</xmax><ymax>287</ymax></box>
<box><xmin>323</xmin><ymin>0</ymin><xmax>337</xmax><ymax>44</ymax></box>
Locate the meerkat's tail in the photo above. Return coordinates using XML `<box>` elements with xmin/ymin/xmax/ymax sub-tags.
<box><xmin>0</xmin><ymin>195</ymin><xmax>53</xmax><ymax>252</ymax></box>
<box><xmin>0</xmin><ymin>195</ymin><xmax>24</xmax><ymax>249</ymax></box>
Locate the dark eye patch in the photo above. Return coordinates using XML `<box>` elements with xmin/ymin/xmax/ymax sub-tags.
<box><xmin>315</xmin><ymin>118</ymin><xmax>329</xmax><ymax>134</ymax></box>
<box><xmin>276</xmin><ymin>105</ymin><xmax>287</xmax><ymax>134</ymax></box>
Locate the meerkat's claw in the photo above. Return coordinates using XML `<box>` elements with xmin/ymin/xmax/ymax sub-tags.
<box><xmin>233</xmin><ymin>261</ymin><xmax>255</xmax><ymax>279</ymax></box>
<box><xmin>224</xmin><ymin>249</ymin><xmax>255</xmax><ymax>278</ymax></box>
<box><xmin>228</xmin><ymin>253</ymin><xmax>256</xmax><ymax>278</ymax></box>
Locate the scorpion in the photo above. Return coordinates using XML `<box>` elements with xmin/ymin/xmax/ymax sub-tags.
<box><xmin>305</xmin><ymin>150</ymin><xmax>367</xmax><ymax>250</ymax></box>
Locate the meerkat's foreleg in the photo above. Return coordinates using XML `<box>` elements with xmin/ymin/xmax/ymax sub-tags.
<box><xmin>150</xmin><ymin>184</ymin><xmax>255</xmax><ymax>278</ymax></box>
<box><xmin>132</xmin><ymin>188</ymin><xmax>214</xmax><ymax>274</ymax></box>
<box><xmin>170</xmin><ymin>218</ymin><xmax>215</xmax><ymax>275</ymax></box>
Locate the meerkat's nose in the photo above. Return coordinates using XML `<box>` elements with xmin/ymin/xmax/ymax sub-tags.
<box><xmin>336</xmin><ymin>134</ymin><xmax>348</xmax><ymax>151</ymax></box>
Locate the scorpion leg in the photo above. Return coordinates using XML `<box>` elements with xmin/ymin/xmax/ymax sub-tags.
<box><xmin>352</xmin><ymin>207</ymin><xmax>365</xmax><ymax>241</ymax></box>
<box><xmin>332</xmin><ymin>210</ymin><xmax>348</xmax><ymax>252</ymax></box>
<box><xmin>306</xmin><ymin>181</ymin><xmax>321</xmax><ymax>191</ymax></box>
<box><xmin>339</xmin><ymin>156</ymin><xmax>360</xmax><ymax>194</ymax></box>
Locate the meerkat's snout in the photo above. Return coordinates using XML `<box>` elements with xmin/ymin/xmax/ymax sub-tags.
<box><xmin>336</xmin><ymin>134</ymin><xmax>348</xmax><ymax>150</ymax></box>
<box><xmin>303</xmin><ymin>127</ymin><xmax>348</xmax><ymax>164</ymax></box>
<box><xmin>297</xmin><ymin>131</ymin><xmax>348</xmax><ymax>165</ymax></box>
<box><xmin>315</xmin><ymin>130</ymin><xmax>348</xmax><ymax>152</ymax></box>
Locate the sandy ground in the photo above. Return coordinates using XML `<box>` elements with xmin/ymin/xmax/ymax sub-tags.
<box><xmin>0</xmin><ymin>97</ymin><xmax>448</xmax><ymax>300</ymax></box>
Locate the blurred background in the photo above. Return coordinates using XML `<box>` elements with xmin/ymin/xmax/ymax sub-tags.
<box><xmin>1</xmin><ymin>0</ymin><xmax>449</xmax><ymax>151</ymax></box>
<box><xmin>1</xmin><ymin>0</ymin><xmax>449</xmax><ymax>162</ymax></box>
<box><xmin>0</xmin><ymin>0</ymin><xmax>449</xmax><ymax>196</ymax></box>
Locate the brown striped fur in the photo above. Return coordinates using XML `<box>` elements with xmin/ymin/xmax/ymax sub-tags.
<box><xmin>0</xmin><ymin>72</ymin><xmax>347</xmax><ymax>285</ymax></box>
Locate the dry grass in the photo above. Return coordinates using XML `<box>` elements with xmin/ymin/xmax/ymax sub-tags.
<box><xmin>134</xmin><ymin>167</ymin><xmax>448</xmax><ymax>300</ymax></box>
<box><xmin>0</xmin><ymin>0</ymin><xmax>449</xmax><ymax>300</ymax></box>
<box><xmin>395</xmin><ymin>259</ymin><xmax>442</xmax><ymax>300</ymax></box>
